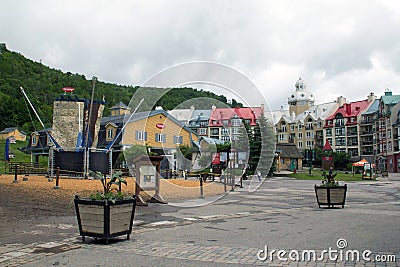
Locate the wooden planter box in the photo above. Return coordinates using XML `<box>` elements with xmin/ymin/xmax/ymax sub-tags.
<box><xmin>314</xmin><ymin>185</ymin><xmax>347</xmax><ymax>208</ymax></box>
<box><xmin>74</xmin><ymin>196</ymin><xmax>136</xmax><ymax>244</ymax></box>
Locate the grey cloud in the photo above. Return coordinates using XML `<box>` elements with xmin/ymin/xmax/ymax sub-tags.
<box><xmin>2</xmin><ymin>0</ymin><xmax>400</xmax><ymax>110</ymax></box>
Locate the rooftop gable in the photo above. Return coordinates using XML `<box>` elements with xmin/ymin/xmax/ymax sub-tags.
<box><xmin>381</xmin><ymin>95</ymin><xmax>400</xmax><ymax>106</ymax></box>
<box><xmin>209</xmin><ymin>107</ymin><xmax>263</xmax><ymax>126</ymax></box>
<box><xmin>110</xmin><ymin>101</ymin><xmax>130</xmax><ymax>110</ymax></box>
<box><xmin>362</xmin><ymin>99</ymin><xmax>379</xmax><ymax>115</ymax></box>
<box><xmin>326</xmin><ymin>99</ymin><xmax>371</xmax><ymax>120</ymax></box>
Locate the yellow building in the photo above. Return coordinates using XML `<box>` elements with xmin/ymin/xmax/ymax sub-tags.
<box><xmin>98</xmin><ymin>109</ymin><xmax>199</xmax><ymax>172</ymax></box>
<box><xmin>99</xmin><ymin>110</ymin><xmax>198</xmax><ymax>152</ymax></box>
<box><xmin>0</xmin><ymin>127</ymin><xmax>27</xmax><ymax>141</ymax></box>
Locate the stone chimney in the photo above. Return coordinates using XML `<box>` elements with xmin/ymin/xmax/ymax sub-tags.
<box><xmin>337</xmin><ymin>96</ymin><xmax>346</xmax><ymax>107</ymax></box>
<box><xmin>367</xmin><ymin>92</ymin><xmax>376</xmax><ymax>102</ymax></box>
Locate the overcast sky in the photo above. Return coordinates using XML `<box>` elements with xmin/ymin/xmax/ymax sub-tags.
<box><xmin>2</xmin><ymin>0</ymin><xmax>400</xmax><ymax>111</ymax></box>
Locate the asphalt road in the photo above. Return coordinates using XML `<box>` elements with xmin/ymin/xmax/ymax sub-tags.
<box><xmin>1</xmin><ymin>175</ymin><xmax>400</xmax><ymax>266</ymax></box>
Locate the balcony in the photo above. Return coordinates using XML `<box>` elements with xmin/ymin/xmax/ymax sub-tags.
<box><xmin>361</xmin><ymin>120</ymin><xmax>373</xmax><ymax>125</ymax></box>
<box><xmin>347</xmin><ymin>142</ymin><xmax>358</xmax><ymax>146</ymax></box>
<box><xmin>315</xmin><ymin>135</ymin><xmax>323</xmax><ymax>140</ymax></box>
<box><xmin>305</xmin><ymin>126</ymin><xmax>314</xmax><ymax>130</ymax></box>
<box><xmin>360</xmin><ymin>131</ymin><xmax>373</xmax><ymax>135</ymax></box>
<box><xmin>347</xmin><ymin>131</ymin><xmax>358</xmax><ymax>136</ymax></box>
<box><xmin>361</xmin><ymin>140</ymin><xmax>373</xmax><ymax>145</ymax></box>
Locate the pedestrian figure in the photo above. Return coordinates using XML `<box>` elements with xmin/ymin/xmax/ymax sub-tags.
<box><xmin>241</xmin><ymin>168</ymin><xmax>247</xmax><ymax>180</ymax></box>
<box><xmin>257</xmin><ymin>170</ymin><xmax>261</xmax><ymax>181</ymax></box>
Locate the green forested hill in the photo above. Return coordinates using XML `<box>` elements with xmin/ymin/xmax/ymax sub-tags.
<box><xmin>0</xmin><ymin>43</ymin><xmax>239</xmax><ymax>133</ymax></box>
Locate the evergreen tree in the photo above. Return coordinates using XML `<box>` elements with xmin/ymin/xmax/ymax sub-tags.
<box><xmin>257</xmin><ymin>113</ymin><xmax>275</xmax><ymax>176</ymax></box>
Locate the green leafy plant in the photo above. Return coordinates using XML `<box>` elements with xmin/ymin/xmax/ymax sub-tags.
<box><xmin>320</xmin><ymin>171</ymin><xmax>339</xmax><ymax>187</ymax></box>
<box><xmin>87</xmin><ymin>170</ymin><xmax>129</xmax><ymax>202</ymax></box>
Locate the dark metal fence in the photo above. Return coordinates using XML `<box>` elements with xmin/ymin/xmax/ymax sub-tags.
<box><xmin>5</xmin><ymin>162</ymin><xmax>47</xmax><ymax>175</ymax></box>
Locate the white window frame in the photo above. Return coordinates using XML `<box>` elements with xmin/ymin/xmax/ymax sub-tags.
<box><xmin>156</xmin><ymin>133</ymin><xmax>166</xmax><ymax>143</ymax></box>
<box><xmin>174</xmin><ymin>135</ymin><xmax>183</xmax><ymax>144</ymax></box>
<box><xmin>135</xmin><ymin>130</ymin><xmax>147</xmax><ymax>141</ymax></box>
<box><xmin>107</xmin><ymin>129</ymin><xmax>114</xmax><ymax>140</ymax></box>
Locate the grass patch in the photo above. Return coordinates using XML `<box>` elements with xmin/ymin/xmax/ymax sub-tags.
<box><xmin>288</xmin><ymin>171</ymin><xmax>365</xmax><ymax>182</ymax></box>
<box><xmin>0</xmin><ymin>139</ymin><xmax>48</xmax><ymax>173</ymax></box>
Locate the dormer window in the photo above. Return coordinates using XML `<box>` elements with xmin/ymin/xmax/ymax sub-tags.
<box><xmin>107</xmin><ymin>129</ymin><xmax>114</xmax><ymax>140</ymax></box>
<box><xmin>105</xmin><ymin>123</ymin><xmax>118</xmax><ymax>141</ymax></box>
<box><xmin>31</xmin><ymin>134</ymin><xmax>38</xmax><ymax>146</ymax></box>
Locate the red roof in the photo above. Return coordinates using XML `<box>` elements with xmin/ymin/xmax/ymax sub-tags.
<box><xmin>326</xmin><ymin>100</ymin><xmax>371</xmax><ymax>120</ymax></box>
<box><xmin>322</xmin><ymin>140</ymin><xmax>333</xmax><ymax>151</ymax></box>
<box><xmin>209</xmin><ymin>107</ymin><xmax>264</xmax><ymax>126</ymax></box>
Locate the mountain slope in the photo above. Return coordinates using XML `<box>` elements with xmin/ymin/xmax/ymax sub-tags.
<box><xmin>0</xmin><ymin>43</ymin><xmax>238</xmax><ymax>133</ymax></box>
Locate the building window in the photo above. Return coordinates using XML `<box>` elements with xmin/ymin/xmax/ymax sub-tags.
<box><xmin>298</xmin><ymin>141</ymin><xmax>303</xmax><ymax>148</ymax></box>
<box><xmin>221</xmin><ymin>128</ymin><xmax>230</xmax><ymax>135</ymax></box>
<box><xmin>155</xmin><ymin>133</ymin><xmax>166</xmax><ymax>143</ymax></box>
<box><xmin>200</xmin><ymin>121</ymin><xmax>208</xmax><ymax>127</ymax></box>
<box><xmin>135</xmin><ymin>131</ymin><xmax>147</xmax><ymax>141</ymax></box>
<box><xmin>173</xmin><ymin>135</ymin><xmax>183</xmax><ymax>144</ymax></box>
<box><xmin>335</xmin><ymin>127</ymin><xmax>345</xmax><ymax>136</ymax></box>
<box><xmin>298</xmin><ymin>132</ymin><xmax>303</xmax><ymax>140</ymax></box>
<box><xmin>290</xmin><ymin>125</ymin><xmax>295</xmax><ymax>132</ymax></box>
<box><xmin>199</xmin><ymin>128</ymin><xmax>207</xmax><ymax>135</ymax></box>
<box><xmin>31</xmin><ymin>135</ymin><xmax>37</xmax><ymax>146</ymax></box>
<box><xmin>107</xmin><ymin>129</ymin><xmax>114</xmax><ymax>140</ymax></box>
<box><xmin>232</xmin><ymin>119</ymin><xmax>241</xmax><ymax>127</ymax></box>
<box><xmin>222</xmin><ymin>136</ymin><xmax>230</xmax><ymax>141</ymax></box>
<box><xmin>210</xmin><ymin>128</ymin><xmax>219</xmax><ymax>135</ymax></box>
<box><xmin>278</xmin><ymin>134</ymin><xmax>286</xmax><ymax>141</ymax></box>
<box><xmin>306</xmin><ymin>140</ymin><xmax>314</xmax><ymax>148</ymax></box>
<box><xmin>326</xmin><ymin>128</ymin><xmax>332</xmax><ymax>137</ymax></box>
<box><xmin>335</xmin><ymin>137</ymin><xmax>346</xmax><ymax>146</ymax></box>
<box><xmin>306</xmin><ymin>131</ymin><xmax>313</xmax><ymax>139</ymax></box>
<box><xmin>298</xmin><ymin>124</ymin><xmax>302</xmax><ymax>131</ymax></box>
<box><xmin>388</xmin><ymin>129</ymin><xmax>392</xmax><ymax>139</ymax></box>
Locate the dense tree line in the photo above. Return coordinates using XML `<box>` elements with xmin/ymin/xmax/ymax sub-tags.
<box><xmin>0</xmin><ymin>44</ymin><xmax>239</xmax><ymax>133</ymax></box>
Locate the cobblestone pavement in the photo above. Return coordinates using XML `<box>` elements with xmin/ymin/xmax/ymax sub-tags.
<box><xmin>1</xmin><ymin>175</ymin><xmax>400</xmax><ymax>267</ymax></box>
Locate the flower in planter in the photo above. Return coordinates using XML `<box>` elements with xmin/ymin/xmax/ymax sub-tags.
<box><xmin>80</xmin><ymin>170</ymin><xmax>130</xmax><ymax>202</ymax></box>
<box><xmin>321</xmin><ymin>168</ymin><xmax>339</xmax><ymax>187</ymax></box>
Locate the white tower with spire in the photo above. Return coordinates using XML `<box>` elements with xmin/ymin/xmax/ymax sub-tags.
<box><xmin>288</xmin><ymin>77</ymin><xmax>315</xmax><ymax>116</ymax></box>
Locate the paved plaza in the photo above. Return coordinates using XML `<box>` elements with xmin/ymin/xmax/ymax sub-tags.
<box><xmin>1</xmin><ymin>174</ymin><xmax>399</xmax><ymax>266</ymax></box>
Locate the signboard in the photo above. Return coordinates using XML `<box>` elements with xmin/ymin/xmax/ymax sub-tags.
<box><xmin>139</xmin><ymin>165</ymin><xmax>156</xmax><ymax>190</ymax></box>
<box><xmin>322</xmin><ymin>156</ymin><xmax>333</xmax><ymax>161</ymax></box>
<box><xmin>156</xmin><ymin>124</ymin><xmax>165</xmax><ymax>129</ymax></box>
<box><xmin>364</xmin><ymin>163</ymin><xmax>372</xmax><ymax>170</ymax></box>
